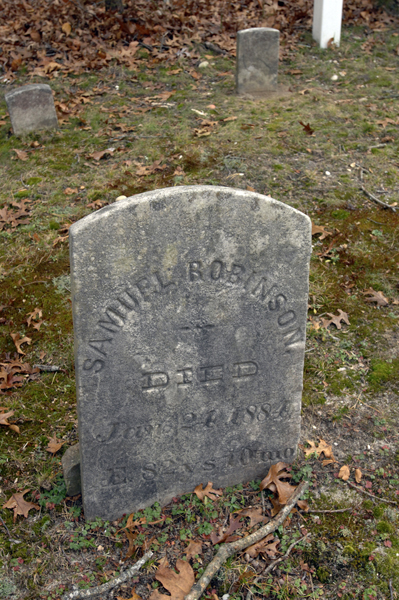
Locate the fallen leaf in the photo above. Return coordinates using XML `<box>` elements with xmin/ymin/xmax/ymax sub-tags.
<box><xmin>13</xmin><ymin>149</ymin><xmax>28</xmax><ymax>161</ymax></box>
<box><xmin>362</xmin><ymin>288</ymin><xmax>389</xmax><ymax>307</ymax></box>
<box><xmin>124</xmin><ymin>514</ymin><xmax>147</xmax><ymax>530</ymax></box>
<box><xmin>64</xmin><ymin>187</ymin><xmax>78</xmax><ymax>195</ymax></box>
<box><xmin>339</xmin><ymin>465</ymin><xmax>350</xmax><ymax>481</ymax></box>
<box><xmin>355</xmin><ymin>468</ymin><xmax>362</xmax><ymax>483</ymax></box>
<box><xmin>322</xmin><ymin>309</ymin><xmax>350</xmax><ymax>330</ymax></box>
<box><xmin>123</xmin><ymin>530</ymin><xmax>137</xmax><ymax>560</ymax></box>
<box><xmin>223</xmin><ymin>116</ymin><xmax>237</xmax><ymax>122</ymax></box>
<box><xmin>303</xmin><ymin>439</ymin><xmax>335</xmax><ymax>461</ymax></box>
<box><xmin>173</xmin><ymin>166</ymin><xmax>185</xmax><ymax>176</ymax></box>
<box><xmin>27</xmin><ymin>307</ymin><xmax>42</xmax><ymax>327</ymax></box>
<box><xmin>46</xmin><ymin>434</ymin><xmax>65</xmax><ymax>454</ymax></box>
<box><xmin>297</xmin><ymin>500</ymin><xmax>309</xmax><ymax>512</ymax></box>
<box><xmin>235</xmin><ymin>507</ymin><xmax>268</xmax><ymax>527</ymax></box>
<box><xmin>89</xmin><ymin>147</ymin><xmax>116</xmax><ymax>161</ymax></box>
<box><xmin>311</xmin><ymin>223</ymin><xmax>332</xmax><ymax>240</ymax></box>
<box><xmin>194</xmin><ymin>482</ymin><xmax>222</xmax><ymax>501</ymax></box>
<box><xmin>117</xmin><ymin>589</ymin><xmax>142</xmax><ymax>600</ymax></box>
<box><xmin>299</xmin><ymin>121</ymin><xmax>314</xmax><ymax>135</ymax></box>
<box><xmin>185</xmin><ymin>540</ymin><xmax>202</xmax><ymax>560</ymax></box>
<box><xmin>3</xmin><ymin>490</ymin><xmax>39</xmax><ymax>522</ymax></box>
<box><xmin>246</xmin><ymin>533</ymin><xmax>280</xmax><ymax>558</ymax></box>
<box><xmin>149</xmin><ymin>557</ymin><xmax>194</xmax><ymax>600</ymax></box>
<box><xmin>10</xmin><ymin>333</ymin><xmax>32</xmax><ymax>355</ymax></box>
<box><xmin>0</xmin><ymin>410</ymin><xmax>15</xmax><ymax>427</ymax></box>
<box><xmin>246</xmin><ymin>186</ymin><xmax>256</xmax><ymax>192</ymax></box>
<box><xmin>210</xmin><ymin>514</ymin><xmax>242</xmax><ymax>545</ymax></box>
<box><xmin>62</xmin><ymin>22</ymin><xmax>72</xmax><ymax>35</ymax></box>
<box><xmin>260</xmin><ymin>462</ymin><xmax>297</xmax><ymax>505</ymax></box>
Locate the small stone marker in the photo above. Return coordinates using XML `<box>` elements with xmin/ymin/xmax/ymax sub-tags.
<box><xmin>236</xmin><ymin>28</ymin><xmax>279</xmax><ymax>95</ymax></box>
<box><xmin>70</xmin><ymin>186</ymin><xmax>311</xmax><ymax>520</ymax></box>
<box><xmin>312</xmin><ymin>0</ymin><xmax>343</xmax><ymax>49</ymax></box>
<box><xmin>5</xmin><ymin>84</ymin><xmax>58</xmax><ymax>136</ymax></box>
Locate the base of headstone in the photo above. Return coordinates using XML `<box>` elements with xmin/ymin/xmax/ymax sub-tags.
<box><xmin>237</xmin><ymin>84</ymin><xmax>290</xmax><ymax>101</ymax></box>
<box><xmin>62</xmin><ymin>443</ymin><xmax>81</xmax><ymax>497</ymax></box>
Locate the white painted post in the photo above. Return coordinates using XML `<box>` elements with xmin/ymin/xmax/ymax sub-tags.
<box><xmin>312</xmin><ymin>0</ymin><xmax>343</xmax><ymax>49</ymax></box>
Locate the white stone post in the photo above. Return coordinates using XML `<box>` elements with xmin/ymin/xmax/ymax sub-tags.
<box><xmin>312</xmin><ymin>0</ymin><xmax>343</xmax><ymax>49</ymax></box>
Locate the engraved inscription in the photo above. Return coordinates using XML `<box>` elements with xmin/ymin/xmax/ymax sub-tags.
<box><xmin>141</xmin><ymin>361</ymin><xmax>259</xmax><ymax>390</ymax></box>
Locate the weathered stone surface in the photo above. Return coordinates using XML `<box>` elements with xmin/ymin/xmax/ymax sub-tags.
<box><xmin>5</xmin><ymin>84</ymin><xmax>58</xmax><ymax>136</ymax></box>
<box><xmin>62</xmin><ymin>443</ymin><xmax>81</xmax><ymax>497</ymax></box>
<box><xmin>236</xmin><ymin>28</ymin><xmax>279</xmax><ymax>94</ymax></box>
<box><xmin>70</xmin><ymin>185</ymin><xmax>311</xmax><ymax>520</ymax></box>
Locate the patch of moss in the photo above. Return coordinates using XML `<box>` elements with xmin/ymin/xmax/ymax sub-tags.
<box><xmin>368</xmin><ymin>358</ymin><xmax>399</xmax><ymax>390</ymax></box>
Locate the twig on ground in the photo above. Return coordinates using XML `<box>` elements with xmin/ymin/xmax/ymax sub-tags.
<box><xmin>389</xmin><ymin>579</ymin><xmax>394</xmax><ymax>600</ymax></box>
<box><xmin>62</xmin><ymin>550</ymin><xmax>153</xmax><ymax>600</ymax></box>
<box><xmin>361</xmin><ymin>186</ymin><xmax>396</xmax><ymax>212</ymax></box>
<box><xmin>245</xmin><ymin>534</ymin><xmax>310</xmax><ymax>600</ymax></box>
<box><xmin>33</xmin><ymin>365</ymin><xmax>62</xmax><ymax>372</ymax></box>
<box><xmin>307</xmin><ymin>507</ymin><xmax>353</xmax><ymax>514</ymax></box>
<box><xmin>0</xmin><ymin>515</ymin><xmax>21</xmax><ymax>544</ymax></box>
<box><xmin>345</xmin><ymin>481</ymin><xmax>397</xmax><ymax>506</ymax></box>
<box><xmin>184</xmin><ymin>481</ymin><xmax>308</xmax><ymax>600</ymax></box>
<box><xmin>261</xmin><ymin>490</ymin><xmax>265</xmax><ymax>515</ymax></box>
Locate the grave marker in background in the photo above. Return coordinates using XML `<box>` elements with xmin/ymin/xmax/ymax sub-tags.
<box><xmin>5</xmin><ymin>84</ymin><xmax>59</xmax><ymax>136</ymax></box>
<box><xmin>236</xmin><ymin>28</ymin><xmax>279</xmax><ymax>95</ymax></box>
<box><xmin>312</xmin><ymin>0</ymin><xmax>343</xmax><ymax>49</ymax></box>
<box><xmin>70</xmin><ymin>186</ymin><xmax>311</xmax><ymax>520</ymax></box>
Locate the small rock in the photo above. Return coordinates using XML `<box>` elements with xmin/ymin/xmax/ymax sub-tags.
<box><xmin>331</xmin><ymin>74</ymin><xmax>339</xmax><ymax>81</ymax></box>
<box><xmin>116</xmin><ymin>195</ymin><xmax>127</xmax><ymax>201</ymax></box>
<box><xmin>325</xmin><ymin>171</ymin><xmax>331</xmax><ymax>176</ymax></box>
<box><xmin>62</xmin><ymin>443</ymin><xmax>81</xmax><ymax>496</ymax></box>
<box><xmin>198</xmin><ymin>61</ymin><xmax>209</xmax><ymax>68</ymax></box>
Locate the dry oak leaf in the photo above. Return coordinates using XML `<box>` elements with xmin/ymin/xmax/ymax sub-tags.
<box><xmin>194</xmin><ymin>481</ymin><xmax>222</xmax><ymax>502</ymax></box>
<box><xmin>322</xmin><ymin>309</ymin><xmax>350</xmax><ymax>330</ymax></box>
<box><xmin>89</xmin><ymin>147</ymin><xmax>116</xmax><ymax>161</ymax></box>
<box><xmin>210</xmin><ymin>514</ymin><xmax>242</xmax><ymax>545</ymax></box>
<box><xmin>299</xmin><ymin>121</ymin><xmax>314</xmax><ymax>135</ymax></box>
<box><xmin>297</xmin><ymin>499</ymin><xmax>309</xmax><ymax>512</ymax></box>
<box><xmin>260</xmin><ymin>462</ymin><xmax>297</xmax><ymax>505</ymax></box>
<box><xmin>363</xmin><ymin>288</ymin><xmax>389</xmax><ymax>307</ymax></box>
<box><xmin>124</xmin><ymin>513</ymin><xmax>147</xmax><ymax>530</ymax></box>
<box><xmin>246</xmin><ymin>533</ymin><xmax>280</xmax><ymax>559</ymax></box>
<box><xmin>13</xmin><ymin>149</ymin><xmax>28</xmax><ymax>161</ymax></box>
<box><xmin>185</xmin><ymin>540</ymin><xmax>203</xmax><ymax>560</ymax></box>
<box><xmin>303</xmin><ymin>439</ymin><xmax>335</xmax><ymax>461</ymax></box>
<box><xmin>117</xmin><ymin>589</ymin><xmax>142</xmax><ymax>600</ymax></box>
<box><xmin>3</xmin><ymin>490</ymin><xmax>39</xmax><ymax>522</ymax></box>
<box><xmin>235</xmin><ymin>506</ymin><xmax>268</xmax><ymax>528</ymax></box>
<box><xmin>62</xmin><ymin>22</ymin><xmax>72</xmax><ymax>35</ymax></box>
<box><xmin>46</xmin><ymin>435</ymin><xmax>65</xmax><ymax>454</ymax></box>
<box><xmin>0</xmin><ymin>410</ymin><xmax>19</xmax><ymax>433</ymax></box>
<box><xmin>10</xmin><ymin>333</ymin><xmax>32</xmax><ymax>355</ymax></box>
<box><xmin>355</xmin><ymin>468</ymin><xmax>362</xmax><ymax>484</ymax></box>
<box><xmin>123</xmin><ymin>530</ymin><xmax>137</xmax><ymax>561</ymax></box>
<box><xmin>27</xmin><ymin>307</ymin><xmax>42</xmax><ymax>327</ymax></box>
<box><xmin>311</xmin><ymin>223</ymin><xmax>332</xmax><ymax>240</ymax></box>
<box><xmin>339</xmin><ymin>465</ymin><xmax>350</xmax><ymax>481</ymax></box>
<box><xmin>149</xmin><ymin>557</ymin><xmax>194</xmax><ymax>600</ymax></box>
<box><xmin>64</xmin><ymin>187</ymin><xmax>78</xmax><ymax>195</ymax></box>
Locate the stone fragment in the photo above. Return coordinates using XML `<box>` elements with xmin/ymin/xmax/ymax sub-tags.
<box><xmin>312</xmin><ymin>0</ymin><xmax>343</xmax><ymax>49</ymax></box>
<box><xmin>70</xmin><ymin>185</ymin><xmax>311</xmax><ymax>520</ymax></box>
<box><xmin>5</xmin><ymin>84</ymin><xmax>59</xmax><ymax>136</ymax></box>
<box><xmin>62</xmin><ymin>443</ymin><xmax>81</xmax><ymax>497</ymax></box>
<box><xmin>236</xmin><ymin>28</ymin><xmax>279</xmax><ymax>95</ymax></box>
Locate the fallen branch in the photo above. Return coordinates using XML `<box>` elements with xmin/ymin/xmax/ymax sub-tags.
<box><xmin>184</xmin><ymin>481</ymin><xmax>308</xmax><ymax>600</ymax></box>
<box><xmin>33</xmin><ymin>364</ymin><xmax>62</xmax><ymax>372</ymax></box>
<box><xmin>361</xmin><ymin>186</ymin><xmax>396</xmax><ymax>212</ymax></box>
<box><xmin>62</xmin><ymin>550</ymin><xmax>153</xmax><ymax>600</ymax></box>
<box><xmin>346</xmin><ymin>481</ymin><xmax>397</xmax><ymax>506</ymax></box>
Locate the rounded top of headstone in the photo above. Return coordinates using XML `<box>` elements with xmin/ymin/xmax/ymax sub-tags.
<box><xmin>237</xmin><ymin>27</ymin><xmax>280</xmax><ymax>35</ymax></box>
<box><xmin>5</xmin><ymin>84</ymin><xmax>53</xmax><ymax>100</ymax></box>
<box><xmin>70</xmin><ymin>185</ymin><xmax>310</xmax><ymax>238</ymax></box>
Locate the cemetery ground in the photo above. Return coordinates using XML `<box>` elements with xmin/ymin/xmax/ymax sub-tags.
<box><xmin>1</xmin><ymin>22</ymin><xmax>399</xmax><ymax>600</ymax></box>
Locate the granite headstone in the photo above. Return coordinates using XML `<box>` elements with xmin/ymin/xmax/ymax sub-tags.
<box><xmin>5</xmin><ymin>84</ymin><xmax>59</xmax><ymax>136</ymax></box>
<box><xmin>70</xmin><ymin>186</ymin><xmax>311</xmax><ymax>520</ymax></box>
<box><xmin>236</xmin><ymin>28</ymin><xmax>280</xmax><ymax>95</ymax></box>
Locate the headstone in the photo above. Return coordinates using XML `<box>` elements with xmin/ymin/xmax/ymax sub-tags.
<box><xmin>236</xmin><ymin>28</ymin><xmax>279</xmax><ymax>95</ymax></box>
<box><xmin>70</xmin><ymin>186</ymin><xmax>311</xmax><ymax>520</ymax></box>
<box><xmin>312</xmin><ymin>0</ymin><xmax>343</xmax><ymax>49</ymax></box>
<box><xmin>5</xmin><ymin>84</ymin><xmax>59</xmax><ymax>136</ymax></box>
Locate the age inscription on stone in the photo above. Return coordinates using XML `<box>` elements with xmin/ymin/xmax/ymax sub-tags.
<box><xmin>70</xmin><ymin>185</ymin><xmax>311</xmax><ymax>519</ymax></box>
